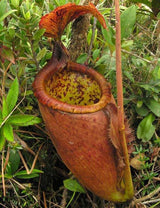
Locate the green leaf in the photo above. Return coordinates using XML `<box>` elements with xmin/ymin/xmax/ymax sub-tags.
<box><xmin>15</xmin><ymin>169</ymin><xmax>43</xmax><ymax>175</ymax></box>
<box><xmin>0</xmin><ymin>0</ymin><xmax>7</xmax><ymax>18</ymax></box>
<box><xmin>139</xmin><ymin>83</ymin><xmax>160</xmax><ymax>93</ymax></box>
<box><xmin>101</xmin><ymin>18</ymin><xmax>115</xmax><ymax>47</ymax></box>
<box><xmin>95</xmin><ymin>54</ymin><xmax>107</xmax><ymax>67</ymax></box>
<box><xmin>37</xmin><ymin>47</ymin><xmax>47</xmax><ymax>61</ymax></box>
<box><xmin>0</xmin><ymin>9</ymin><xmax>17</xmax><ymax>22</ymax></box>
<box><xmin>7</xmin><ymin>114</ymin><xmax>42</xmax><ymax>126</ymax></box>
<box><xmin>102</xmin><ymin>27</ymin><xmax>114</xmax><ymax>46</ymax></box>
<box><xmin>63</xmin><ymin>179</ymin><xmax>86</xmax><ymax>193</ymax></box>
<box><xmin>135</xmin><ymin>105</ymin><xmax>149</xmax><ymax>117</ymax></box>
<box><xmin>15</xmin><ymin>169</ymin><xmax>43</xmax><ymax>179</ymax></box>
<box><xmin>87</xmin><ymin>27</ymin><xmax>97</xmax><ymax>46</ymax></box>
<box><xmin>0</xmin><ymin>128</ymin><xmax>6</xmax><ymax>150</ymax></box>
<box><xmin>122</xmin><ymin>40</ymin><xmax>133</xmax><ymax>49</ymax></box>
<box><xmin>10</xmin><ymin>0</ymin><xmax>20</xmax><ymax>8</ymax></box>
<box><xmin>0</xmin><ymin>46</ymin><xmax>15</xmax><ymax>64</ymax></box>
<box><xmin>124</xmin><ymin>71</ymin><xmax>134</xmax><ymax>82</ymax></box>
<box><xmin>92</xmin><ymin>49</ymin><xmax>100</xmax><ymax>61</ymax></box>
<box><xmin>121</xmin><ymin>5</ymin><xmax>137</xmax><ymax>39</ymax></box>
<box><xmin>137</xmin><ymin>100</ymin><xmax>143</xmax><ymax>108</ymax></box>
<box><xmin>2</xmin><ymin>97</ymin><xmax>8</xmax><ymax>119</ymax></box>
<box><xmin>8</xmin><ymin>28</ymin><xmax>15</xmax><ymax>39</ymax></box>
<box><xmin>5</xmin><ymin>163</ymin><xmax>12</xmax><ymax>177</ymax></box>
<box><xmin>145</xmin><ymin>99</ymin><xmax>160</xmax><ymax>117</ymax></box>
<box><xmin>0</xmin><ymin>109</ymin><xmax>2</xmax><ymax>125</ymax></box>
<box><xmin>53</xmin><ymin>0</ymin><xmax>66</xmax><ymax>6</ymax></box>
<box><xmin>137</xmin><ymin>113</ymin><xmax>155</xmax><ymax>141</ymax></box>
<box><xmin>9</xmin><ymin>149</ymin><xmax>20</xmax><ymax>174</ymax></box>
<box><xmin>6</xmin><ymin>77</ymin><xmax>19</xmax><ymax>113</ymax></box>
<box><xmin>2</xmin><ymin>123</ymin><xmax>14</xmax><ymax>142</ymax></box>
<box><xmin>33</xmin><ymin>28</ymin><xmax>46</xmax><ymax>40</ymax></box>
<box><xmin>16</xmin><ymin>173</ymin><xmax>39</xmax><ymax>179</ymax></box>
<box><xmin>76</xmin><ymin>53</ymin><xmax>88</xmax><ymax>64</ymax></box>
<box><xmin>25</xmin><ymin>11</ymin><xmax>31</xmax><ymax>20</ymax></box>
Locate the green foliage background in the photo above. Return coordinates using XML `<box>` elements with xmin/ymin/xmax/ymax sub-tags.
<box><xmin>0</xmin><ymin>0</ymin><xmax>160</xmax><ymax>207</ymax></box>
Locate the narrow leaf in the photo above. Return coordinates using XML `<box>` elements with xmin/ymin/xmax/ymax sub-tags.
<box><xmin>0</xmin><ymin>128</ymin><xmax>6</xmax><ymax>150</ymax></box>
<box><xmin>0</xmin><ymin>109</ymin><xmax>2</xmax><ymax>125</ymax></box>
<box><xmin>16</xmin><ymin>173</ymin><xmax>39</xmax><ymax>179</ymax></box>
<box><xmin>10</xmin><ymin>0</ymin><xmax>20</xmax><ymax>8</ymax></box>
<box><xmin>3</xmin><ymin>123</ymin><xmax>14</xmax><ymax>142</ymax></box>
<box><xmin>63</xmin><ymin>179</ymin><xmax>86</xmax><ymax>193</ymax></box>
<box><xmin>0</xmin><ymin>0</ymin><xmax>7</xmax><ymax>18</ymax></box>
<box><xmin>15</xmin><ymin>169</ymin><xmax>43</xmax><ymax>179</ymax></box>
<box><xmin>15</xmin><ymin>169</ymin><xmax>43</xmax><ymax>176</ymax></box>
<box><xmin>7</xmin><ymin>114</ymin><xmax>42</xmax><ymax>126</ymax></box>
<box><xmin>37</xmin><ymin>47</ymin><xmax>47</xmax><ymax>61</ymax></box>
<box><xmin>33</xmin><ymin>28</ymin><xmax>46</xmax><ymax>40</ymax></box>
<box><xmin>6</xmin><ymin>77</ymin><xmax>19</xmax><ymax>113</ymax></box>
<box><xmin>2</xmin><ymin>97</ymin><xmax>8</xmax><ymax>119</ymax></box>
<box><xmin>5</xmin><ymin>164</ymin><xmax>12</xmax><ymax>177</ymax></box>
<box><xmin>0</xmin><ymin>9</ymin><xmax>17</xmax><ymax>22</ymax></box>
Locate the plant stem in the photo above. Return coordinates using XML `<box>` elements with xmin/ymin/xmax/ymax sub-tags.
<box><xmin>115</xmin><ymin>0</ymin><xmax>134</xmax><ymax>200</ymax></box>
<box><xmin>115</xmin><ymin>0</ymin><xmax>124</xmax><ymax>128</ymax></box>
<box><xmin>66</xmin><ymin>191</ymin><xmax>75</xmax><ymax>208</ymax></box>
<box><xmin>1</xmin><ymin>149</ymin><xmax>6</xmax><ymax>196</ymax></box>
<box><xmin>133</xmin><ymin>186</ymin><xmax>160</xmax><ymax>204</ymax></box>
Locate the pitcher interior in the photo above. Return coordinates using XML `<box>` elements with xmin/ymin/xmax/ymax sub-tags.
<box><xmin>45</xmin><ymin>69</ymin><xmax>101</xmax><ymax>106</ymax></box>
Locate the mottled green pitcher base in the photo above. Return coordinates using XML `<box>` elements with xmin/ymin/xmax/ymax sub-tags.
<box><xmin>45</xmin><ymin>69</ymin><xmax>101</xmax><ymax>106</ymax></box>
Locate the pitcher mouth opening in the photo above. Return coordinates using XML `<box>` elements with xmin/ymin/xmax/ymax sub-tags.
<box><xmin>33</xmin><ymin>61</ymin><xmax>111</xmax><ymax>113</ymax></box>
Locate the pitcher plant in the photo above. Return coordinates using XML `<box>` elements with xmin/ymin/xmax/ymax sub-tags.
<box><xmin>33</xmin><ymin>2</ymin><xmax>134</xmax><ymax>202</ymax></box>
